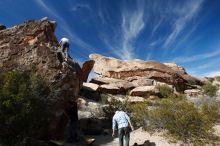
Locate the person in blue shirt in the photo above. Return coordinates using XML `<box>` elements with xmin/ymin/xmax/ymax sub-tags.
<box><xmin>112</xmin><ymin>107</ymin><xmax>134</xmax><ymax>146</ymax></box>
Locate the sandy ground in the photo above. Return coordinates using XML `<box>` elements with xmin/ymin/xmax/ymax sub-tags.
<box><xmin>92</xmin><ymin>128</ymin><xmax>180</xmax><ymax>146</ymax></box>
<box><xmin>92</xmin><ymin>125</ymin><xmax>220</xmax><ymax>146</ymax></box>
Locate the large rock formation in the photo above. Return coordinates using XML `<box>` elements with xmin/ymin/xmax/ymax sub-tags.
<box><xmin>0</xmin><ymin>18</ymin><xmax>82</xmax><ymax>140</ymax></box>
<box><xmin>89</xmin><ymin>54</ymin><xmax>198</xmax><ymax>92</ymax></box>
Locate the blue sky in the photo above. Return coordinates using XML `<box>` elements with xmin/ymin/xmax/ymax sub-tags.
<box><xmin>1</xmin><ymin>0</ymin><xmax>220</xmax><ymax>77</ymax></box>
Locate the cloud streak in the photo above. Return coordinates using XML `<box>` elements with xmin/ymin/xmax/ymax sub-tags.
<box><xmin>100</xmin><ymin>0</ymin><xmax>145</xmax><ymax>60</ymax></box>
<box><xmin>120</xmin><ymin>1</ymin><xmax>145</xmax><ymax>60</ymax></box>
<box><xmin>203</xmin><ymin>70</ymin><xmax>220</xmax><ymax>77</ymax></box>
<box><xmin>173</xmin><ymin>49</ymin><xmax>220</xmax><ymax>63</ymax></box>
<box><xmin>163</xmin><ymin>0</ymin><xmax>203</xmax><ymax>48</ymax></box>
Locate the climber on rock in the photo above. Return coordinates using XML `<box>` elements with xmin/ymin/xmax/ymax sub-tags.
<box><xmin>57</xmin><ymin>37</ymin><xmax>77</xmax><ymax>77</ymax></box>
<box><xmin>59</xmin><ymin>37</ymin><xmax>70</xmax><ymax>62</ymax></box>
<box><xmin>59</xmin><ymin>37</ymin><xmax>71</xmax><ymax>70</ymax></box>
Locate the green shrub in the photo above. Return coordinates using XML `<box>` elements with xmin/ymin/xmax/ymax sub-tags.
<box><xmin>131</xmin><ymin>98</ymin><xmax>219</xmax><ymax>144</ymax></box>
<box><xmin>0</xmin><ymin>70</ymin><xmax>51</xmax><ymax>145</ymax></box>
<box><xmin>187</xmin><ymin>79</ymin><xmax>197</xmax><ymax>85</ymax></box>
<box><xmin>100</xmin><ymin>95</ymin><xmax>132</xmax><ymax>119</ymax></box>
<box><xmin>157</xmin><ymin>84</ymin><xmax>174</xmax><ymax>98</ymax></box>
<box><xmin>129</xmin><ymin>102</ymin><xmax>149</xmax><ymax>128</ymax></box>
<box><xmin>201</xmin><ymin>101</ymin><xmax>220</xmax><ymax>123</ymax></box>
<box><xmin>202</xmin><ymin>83</ymin><xmax>218</xmax><ymax>97</ymax></box>
<box><xmin>156</xmin><ymin>99</ymin><xmax>215</xmax><ymax>143</ymax></box>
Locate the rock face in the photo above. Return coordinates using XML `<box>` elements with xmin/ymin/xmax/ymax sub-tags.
<box><xmin>164</xmin><ymin>62</ymin><xmax>186</xmax><ymax>74</ymax></box>
<box><xmin>0</xmin><ymin>19</ymin><xmax>82</xmax><ymax>140</ymax></box>
<box><xmin>90</xmin><ymin>54</ymin><xmax>193</xmax><ymax>92</ymax></box>
<box><xmin>81</xmin><ymin>60</ymin><xmax>95</xmax><ymax>82</ymax></box>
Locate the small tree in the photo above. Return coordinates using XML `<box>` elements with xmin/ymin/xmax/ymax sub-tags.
<box><xmin>202</xmin><ymin>83</ymin><xmax>218</xmax><ymax>97</ymax></box>
<box><xmin>0</xmin><ymin>70</ymin><xmax>51</xmax><ymax>145</ymax></box>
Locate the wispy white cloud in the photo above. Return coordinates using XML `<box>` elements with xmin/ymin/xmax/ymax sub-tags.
<box><xmin>163</xmin><ymin>0</ymin><xmax>203</xmax><ymax>48</ymax></box>
<box><xmin>100</xmin><ymin>0</ymin><xmax>146</xmax><ymax>60</ymax></box>
<box><xmin>98</xmin><ymin>8</ymin><xmax>107</xmax><ymax>24</ymax></box>
<box><xmin>170</xmin><ymin>23</ymin><xmax>199</xmax><ymax>53</ymax></box>
<box><xmin>149</xmin><ymin>41</ymin><xmax>158</xmax><ymax>47</ymax></box>
<box><xmin>173</xmin><ymin>49</ymin><xmax>220</xmax><ymax>63</ymax></box>
<box><xmin>186</xmin><ymin>56</ymin><xmax>220</xmax><ymax>77</ymax></box>
<box><xmin>149</xmin><ymin>37</ymin><xmax>163</xmax><ymax>47</ymax></box>
<box><xmin>35</xmin><ymin>0</ymin><xmax>96</xmax><ymax>58</ymax></box>
<box><xmin>117</xmin><ymin>0</ymin><xmax>145</xmax><ymax>60</ymax></box>
<box><xmin>151</xmin><ymin>16</ymin><xmax>164</xmax><ymax>37</ymax></box>
<box><xmin>196</xmin><ymin>58</ymin><xmax>220</xmax><ymax>70</ymax></box>
<box><xmin>146</xmin><ymin>53</ymin><xmax>152</xmax><ymax>60</ymax></box>
<box><xmin>202</xmin><ymin>70</ymin><xmax>220</xmax><ymax>77</ymax></box>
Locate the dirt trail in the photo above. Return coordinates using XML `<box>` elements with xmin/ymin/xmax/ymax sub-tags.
<box><xmin>92</xmin><ymin>128</ymin><xmax>180</xmax><ymax>146</ymax></box>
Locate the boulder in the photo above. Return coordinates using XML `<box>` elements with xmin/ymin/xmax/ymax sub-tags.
<box><xmin>129</xmin><ymin>86</ymin><xmax>159</xmax><ymax>97</ymax></box>
<box><xmin>80</xmin><ymin>82</ymin><xmax>101</xmax><ymax>101</ymax></box>
<box><xmin>83</xmin><ymin>82</ymin><xmax>99</xmax><ymax>91</ymax></box>
<box><xmin>91</xmin><ymin>76</ymin><xmax>134</xmax><ymax>93</ymax></box>
<box><xmin>105</xmin><ymin>94</ymin><xmax>145</xmax><ymax>103</ymax></box>
<box><xmin>81</xmin><ymin>60</ymin><xmax>95</xmax><ymax>82</ymax></box>
<box><xmin>214</xmin><ymin>76</ymin><xmax>220</xmax><ymax>82</ymax></box>
<box><xmin>90</xmin><ymin>76</ymin><xmax>126</xmax><ymax>85</ymax></box>
<box><xmin>184</xmin><ymin>89</ymin><xmax>202</xmax><ymax>97</ymax></box>
<box><xmin>90</xmin><ymin>54</ymin><xmax>188</xmax><ymax>92</ymax></box>
<box><xmin>98</xmin><ymin>84</ymin><xmax>121</xmax><ymax>94</ymax></box>
<box><xmin>0</xmin><ymin>19</ymin><xmax>82</xmax><ymax>140</ymax></box>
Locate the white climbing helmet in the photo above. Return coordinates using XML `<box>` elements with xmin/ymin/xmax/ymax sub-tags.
<box><xmin>60</xmin><ymin>37</ymin><xmax>69</xmax><ymax>44</ymax></box>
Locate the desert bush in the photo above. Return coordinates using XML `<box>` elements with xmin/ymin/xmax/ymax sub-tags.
<box><xmin>157</xmin><ymin>84</ymin><xmax>174</xmax><ymax>98</ymax></box>
<box><xmin>201</xmin><ymin>101</ymin><xmax>220</xmax><ymax>123</ymax></box>
<box><xmin>154</xmin><ymin>99</ymin><xmax>215</xmax><ymax>143</ymax></box>
<box><xmin>131</xmin><ymin>97</ymin><xmax>218</xmax><ymax>144</ymax></box>
<box><xmin>202</xmin><ymin>83</ymin><xmax>218</xmax><ymax>97</ymax></box>
<box><xmin>0</xmin><ymin>70</ymin><xmax>51</xmax><ymax>145</ymax></box>
<box><xmin>100</xmin><ymin>95</ymin><xmax>132</xmax><ymax>120</ymax></box>
<box><xmin>129</xmin><ymin>102</ymin><xmax>149</xmax><ymax>128</ymax></box>
<box><xmin>187</xmin><ymin>79</ymin><xmax>197</xmax><ymax>85</ymax></box>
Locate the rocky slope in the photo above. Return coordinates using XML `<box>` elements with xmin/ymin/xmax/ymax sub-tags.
<box><xmin>0</xmin><ymin>18</ymin><xmax>82</xmax><ymax>140</ymax></box>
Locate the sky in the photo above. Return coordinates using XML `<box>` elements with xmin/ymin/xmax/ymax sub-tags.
<box><xmin>0</xmin><ymin>0</ymin><xmax>220</xmax><ymax>77</ymax></box>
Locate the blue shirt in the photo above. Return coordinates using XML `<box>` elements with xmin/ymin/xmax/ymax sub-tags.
<box><xmin>112</xmin><ymin>111</ymin><xmax>131</xmax><ymax>130</ymax></box>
